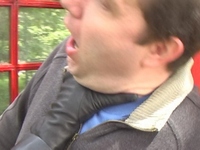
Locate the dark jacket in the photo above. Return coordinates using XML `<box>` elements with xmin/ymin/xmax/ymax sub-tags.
<box><xmin>0</xmin><ymin>39</ymin><xmax>200</xmax><ymax>150</ymax></box>
<box><xmin>68</xmin><ymin>87</ymin><xmax>200</xmax><ymax>150</ymax></box>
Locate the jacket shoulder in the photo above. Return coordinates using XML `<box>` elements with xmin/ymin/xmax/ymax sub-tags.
<box><xmin>167</xmin><ymin>86</ymin><xmax>200</xmax><ymax>150</ymax></box>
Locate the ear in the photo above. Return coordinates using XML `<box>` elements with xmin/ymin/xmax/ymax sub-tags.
<box><xmin>142</xmin><ymin>37</ymin><xmax>184</xmax><ymax>67</ymax></box>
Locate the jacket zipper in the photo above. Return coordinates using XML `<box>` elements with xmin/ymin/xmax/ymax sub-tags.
<box><xmin>66</xmin><ymin>124</ymin><xmax>82</xmax><ymax>150</ymax></box>
<box><xmin>65</xmin><ymin>121</ymin><xmax>126</xmax><ymax>150</ymax></box>
<box><xmin>66</xmin><ymin>133</ymin><xmax>78</xmax><ymax>150</ymax></box>
<box><xmin>65</xmin><ymin>118</ymin><xmax>157</xmax><ymax>149</ymax></box>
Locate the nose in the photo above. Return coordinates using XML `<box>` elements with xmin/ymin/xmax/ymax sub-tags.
<box><xmin>61</xmin><ymin>0</ymin><xmax>83</xmax><ymax>19</ymax></box>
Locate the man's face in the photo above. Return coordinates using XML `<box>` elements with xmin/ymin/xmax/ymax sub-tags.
<box><xmin>61</xmin><ymin>0</ymin><xmax>151</xmax><ymax>93</ymax></box>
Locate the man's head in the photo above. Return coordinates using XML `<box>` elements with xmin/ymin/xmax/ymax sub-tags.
<box><xmin>61</xmin><ymin>0</ymin><xmax>200</xmax><ymax>94</ymax></box>
<box><xmin>138</xmin><ymin>0</ymin><xmax>200</xmax><ymax>71</ymax></box>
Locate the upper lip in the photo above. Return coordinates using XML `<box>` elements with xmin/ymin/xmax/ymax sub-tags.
<box><xmin>65</xmin><ymin>17</ymin><xmax>79</xmax><ymax>48</ymax></box>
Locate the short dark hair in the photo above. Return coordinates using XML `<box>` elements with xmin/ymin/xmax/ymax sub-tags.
<box><xmin>138</xmin><ymin>0</ymin><xmax>200</xmax><ymax>71</ymax></box>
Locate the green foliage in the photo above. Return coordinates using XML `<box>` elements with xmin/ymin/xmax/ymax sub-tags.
<box><xmin>0</xmin><ymin>7</ymin><xmax>71</xmax><ymax>114</ymax></box>
<box><xmin>0</xmin><ymin>7</ymin><xmax>9</xmax><ymax>63</ymax></box>
<box><xmin>19</xmin><ymin>7</ymin><xmax>70</xmax><ymax>62</ymax></box>
<box><xmin>0</xmin><ymin>73</ymin><xmax>9</xmax><ymax>114</ymax></box>
<box><xmin>18</xmin><ymin>70</ymin><xmax>36</xmax><ymax>92</ymax></box>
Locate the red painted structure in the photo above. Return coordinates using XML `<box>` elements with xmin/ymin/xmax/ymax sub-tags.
<box><xmin>0</xmin><ymin>0</ymin><xmax>62</xmax><ymax>102</ymax></box>
<box><xmin>192</xmin><ymin>52</ymin><xmax>200</xmax><ymax>90</ymax></box>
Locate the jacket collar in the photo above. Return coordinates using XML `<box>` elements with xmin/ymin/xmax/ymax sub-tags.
<box><xmin>125</xmin><ymin>58</ymin><xmax>194</xmax><ymax>132</ymax></box>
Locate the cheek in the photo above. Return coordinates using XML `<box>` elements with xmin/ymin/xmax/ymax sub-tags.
<box><xmin>80</xmin><ymin>23</ymin><xmax>132</xmax><ymax>61</ymax></box>
<box><xmin>79</xmin><ymin>16</ymin><xmax>138</xmax><ymax>64</ymax></box>
<box><xmin>81</xmin><ymin>35</ymin><xmax>134</xmax><ymax>70</ymax></box>
<box><xmin>80</xmin><ymin>21</ymin><xmax>123</xmax><ymax>50</ymax></box>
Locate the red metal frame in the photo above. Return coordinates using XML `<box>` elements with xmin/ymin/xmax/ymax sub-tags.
<box><xmin>0</xmin><ymin>63</ymin><xmax>41</xmax><ymax>71</ymax></box>
<box><xmin>10</xmin><ymin>1</ymin><xmax>19</xmax><ymax>102</ymax></box>
<box><xmin>0</xmin><ymin>0</ymin><xmax>12</xmax><ymax>4</ymax></box>
<box><xmin>192</xmin><ymin>52</ymin><xmax>200</xmax><ymax>90</ymax></box>
<box><xmin>0</xmin><ymin>0</ymin><xmax>62</xmax><ymax>103</ymax></box>
<box><xmin>18</xmin><ymin>0</ymin><xmax>61</xmax><ymax>8</ymax></box>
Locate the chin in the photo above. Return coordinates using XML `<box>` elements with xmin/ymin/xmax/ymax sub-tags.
<box><xmin>66</xmin><ymin>64</ymin><xmax>75</xmax><ymax>74</ymax></box>
<box><xmin>67</xmin><ymin>61</ymin><xmax>79</xmax><ymax>75</ymax></box>
<box><xmin>68</xmin><ymin>66</ymin><xmax>86</xmax><ymax>81</ymax></box>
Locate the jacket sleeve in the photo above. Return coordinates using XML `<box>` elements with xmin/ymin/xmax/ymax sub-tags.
<box><xmin>0</xmin><ymin>76</ymin><xmax>38</xmax><ymax>150</ymax></box>
<box><xmin>11</xmin><ymin>134</ymin><xmax>51</xmax><ymax>150</ymax></box>
<box><xmin>0</xmin><ymin>38</ymin><xmax>68</xmax><ymax>150</ymax></box>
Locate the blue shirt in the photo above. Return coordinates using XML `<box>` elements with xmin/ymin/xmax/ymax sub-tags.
<box><xmin>80</xmin><ymin>94</ymin><xmax>149</xmax><ymax>134</ymax></box>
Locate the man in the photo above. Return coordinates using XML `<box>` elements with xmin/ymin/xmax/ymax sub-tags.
<box><xmin>1</xmin><ymin>0</ymin><xmax>200</xmax><ymax>149</ymax></box>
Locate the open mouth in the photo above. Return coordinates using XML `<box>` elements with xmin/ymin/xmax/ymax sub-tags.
<box><xmin>66</xmin><ymin>36</ymin><xmax>79</xmax><ymax>55</ymax></box>
<box><xmin>74</xmin><ymin>41</ymin><xmax>78</xmax><ymax>49</ymax></box>
<box><xmin>69</xmin><ymin>36</ymin><xmax>79</xmax><ymax>48</ymax></box>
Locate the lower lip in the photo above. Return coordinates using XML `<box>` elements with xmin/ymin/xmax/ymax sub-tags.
<box><xmin>66</xmin><ymin>36</ymin><xmax>77</xmax><ymax>55</ymax></box>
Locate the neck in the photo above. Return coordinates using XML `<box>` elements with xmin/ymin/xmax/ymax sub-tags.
<box><xmin>74</xmin><ymin>68</ymin><xmax>172</xmax><ymax>95</ymax></box>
